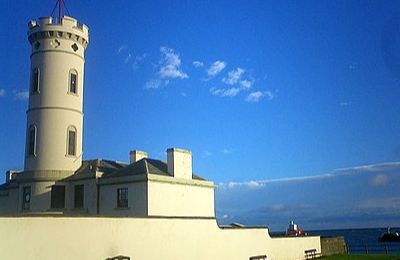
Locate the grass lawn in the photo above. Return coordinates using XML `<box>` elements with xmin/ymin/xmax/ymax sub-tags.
<box><xmin>322</xmin><ymin>254</ymin><xmax>400</xmax><ymax>260</ymax></box>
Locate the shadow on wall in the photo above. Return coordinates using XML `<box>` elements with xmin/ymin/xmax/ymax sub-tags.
<box><xmin>19</xmin><ymin>181</ymin><xmax>88</xmax><ymax>214</ymax></box>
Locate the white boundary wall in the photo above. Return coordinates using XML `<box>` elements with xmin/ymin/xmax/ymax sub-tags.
<box><xmin>0</xmin><ymin>217</ymin><xmax>320</xmax><ymax>260</ymax></box>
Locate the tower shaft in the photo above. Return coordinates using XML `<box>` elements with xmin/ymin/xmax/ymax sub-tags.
<box><xmin>24</xmin><ymin>16</ymin><xmax>89</xmax><ymax>174</ymax></box>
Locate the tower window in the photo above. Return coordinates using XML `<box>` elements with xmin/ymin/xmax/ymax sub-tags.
<box><xmin>67</xmin><ymin>127</ymin><xmax>77</xmax><ymax>156</ymax></box>
<box><xmin>117</xmin><ymin>188</ymin><xmax>128</xmax><ymax>208</ymax></box>
<box><xmin>50</xmin><ymin>185</ymin><xmax>65</xmax><ymax>209</ymax></box>
<box><xmin>22</xmin><ymin>186</ymin><xmax>31</xmax><ymax>210</ymax></box>
<box><xmin>31</xmin><ymin>68</ymin><xmax>40</xmax><ymax>94</ymax></box>
<box><xmin>74</xmin><ymin>184</ymin><xmax>84</xmax><ymax>209</ymax></box>
<box><xmin>69</xmin><ymin>70</ymin><xmax>78</xmax><ymax>94</ymax></box>
<box><xmin>28</xmin><ymin>125</ymin><xmax>37</xmax><ymax>156</ymax></box>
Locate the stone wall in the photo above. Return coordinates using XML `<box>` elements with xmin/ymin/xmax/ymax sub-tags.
<box><xmin>321</xmin><ymin>236</ymin><xmax>347</xmax><ymax>256</ymax></box>
<box><xmin>0</xmin><ymin>216</ymin><xmax>321</xmax><ymax>260</ymax></box>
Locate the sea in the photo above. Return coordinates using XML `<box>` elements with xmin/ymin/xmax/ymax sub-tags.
<box><xmin>307</xmin><ymin>227</ymin><xmax>400</xmax><ymax>254</ymax></box>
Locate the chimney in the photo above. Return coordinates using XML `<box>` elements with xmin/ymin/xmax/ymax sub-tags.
<box><xmin>5</xmin><ymin>170</ymin><xmax>19</xmax><ymax>183</ymax></box>
<box><xmin>130</xmin><ymin>150</ymin><xmax>148</xmax><ymax>164</ymax></box>
<box><xmin>167</xmin><ymin>148</ymin><xmax>192</xmax><ymax>179</ymax></box>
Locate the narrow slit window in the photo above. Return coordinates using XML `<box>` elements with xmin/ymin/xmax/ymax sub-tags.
<box><xmin>22</xmin><ymin>186</ymin><xmax>31</xmax><ymax>210</ymax></box>
<box><xmin>31</xmin><ymin>68</ymin><xmax>40</xmax><ymax>94</ymax></box>
<box><xmin>28</xmin><ymin>125</ymin><xmax>37</xmax><ymax>156</ymax></box>
<box><xmin>67</xmin><ymin>127</ymin><xmax>76</xmax><ymax>156</ymax></box>
<box><xmin>69</xmin><ymin>71</ymin><xmax>77</xmax><ymax>94</ymax></box>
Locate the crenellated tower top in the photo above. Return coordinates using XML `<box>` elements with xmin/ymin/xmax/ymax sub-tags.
<box><xmin>28</xmin><ymin>16</ymin><xmax>89</xmax><ymax>50</ymax></box>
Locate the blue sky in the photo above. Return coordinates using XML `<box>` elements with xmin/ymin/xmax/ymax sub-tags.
<box><xmin>1</xmin><ymin>0</ymin><xmax>400</xmax><ymax>229</ymax></box>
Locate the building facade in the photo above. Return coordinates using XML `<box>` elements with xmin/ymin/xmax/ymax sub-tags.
<box><xmin>0</xmin><ymin>11</ymin><xmax>322</xmax><ymax>260</ymax></box>
<box><xmin>0</xmin><ymin>14</ymin><xmax>223</xmax><ymax>221</ymax></box>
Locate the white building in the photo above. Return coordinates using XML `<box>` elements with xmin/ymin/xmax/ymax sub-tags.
<box><xmin>0</xmin><ymin>7</ymin><xmax>321</xmax><ymax>260</ymax></box>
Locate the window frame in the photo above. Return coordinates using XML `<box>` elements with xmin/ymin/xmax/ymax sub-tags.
<box><xmin>27</xmin><ymin>125</ymin><xmax>37</xmax><ymax>156</ymax></box>
<box><xmin>66</xmin><ymin>126</ymin><xmax>77</xmax><ymax>157</ymax></box>
<box><xmin>117</xmin><ymin>188</ymin><xmax>128</xmax><ymax>208</ymax></box>
<box><xmin>31</xmin><ymin>67</ymin><xmax>40</xmax><ymax>94</ymax></box>
<box><xmin>68</xmin><ymin>69</ymin><xmax>78</xmax><ymax>95</ymax></box>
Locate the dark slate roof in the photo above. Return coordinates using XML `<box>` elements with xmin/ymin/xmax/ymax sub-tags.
<box><xmin>63</xmin><ymin>159</ymin><xmax>127</xmax><ymax>181</ymax></box>
<box><xmin>0</xmin><ymin>182</ymin><xmax>18</xmax><ymax>195</ymax></box>
<box><xmin>78</xmin><ymin>159</ymin><xmax>127</xmax><ymax>174</ymax></box>
<box><xmin>61</xmin><ymin>158</ymin><xmax>206</xmax><ymax>182</ymax></box>
<box><xmin>0</xmin><ymin>179</ymin><xmax>18</xmax><ymax>190</ymax></box>
<box><xmin>0</xmin><ymin>183</ymin><xmax>9</xmax><ymax>191</ymax></box>
<box><xmin>102</xmin><ymin>158</ymin><xmax>205</xmax><ymax>181</ymax></box>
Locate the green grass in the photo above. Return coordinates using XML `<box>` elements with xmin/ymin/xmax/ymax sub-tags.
<box><xmin>322</xmin><ymin>254</ymin><xmax>400</xmax><ymax>260</ymax></box>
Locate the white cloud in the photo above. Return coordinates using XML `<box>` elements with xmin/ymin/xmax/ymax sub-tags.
<box><xmin>145</xmin><ymin>79</ymin><xmax>162</xmax><ymax>89</ymax></box>
<box><xmin>158</xmin><ymin>47</ymin><xmax>188</xmax><ymax>79</ymax></box>
<box><xmin>222</xmin><ymin>149</ymin><xmax>232</xmax><ymax>154</ymax></box>
<box><xmin>210</xmin><ymin>68</ymin><xmax>254</xmax><ymax>99</ymax></box>
<box><xmin>245</xmin><ymin>90</ymin><xmax>274</xmax><ymax>103</ymax></box>
<box><xmin>358</xmin><ymin>197</ymin><xmax>400</xmax><ymax>211</ymax></box>
<box><xmin>117</xmin><ymin>45</ymin><xmax>132</xmax><ymax>65</ymax></box>
<box><xmin>136</xmin><ymin>53</ymin><xmax>149</xmax><ymax>62</ymax></box>
<box><xmin>218</xmin><ymin>161</ymin><xmax>400</xmax><ymax>190</ymax></box>
<box><xmin>246</xmin><ymin>91</ymin><xmax>264</xmax><ymax>102</ymax></box>
<box><xmin>117</xmin><ymin>45</ymin><xmax>128</xmax><ymax>54</ymax></box>
<box><xmin>333</xmin><ymin>162</ymin><xmax>400</xmax><ymax>173</ymax></box>
<box><xmin>117</xmin><ymin>45</ymin><xmax>149</xmax><ymax>71</ymax></box>
<box><xmin>0</xmin><ymin>89</ymin><xmax>5</xmax><ymax>97</ymax></box>
<box><xmin>370</xmin><ymin>174</ymin><xmax>389</xmax><ymax>186</ymax></box>
<box><xmin>207</xmin><ymin>60</ymin><xmax>226</xmax><ymax>77</ymax></box>
<box><xmin>246</xmin><ymin>180</ymin><xmax>266</xmax><ymax>189</ymax></box>
<box><xmin>222</xmin><ymin>68</ymin><xmax>245</xmax><ymax>85</ymax></box>
<box><xmin>340</xmin><ymin>101</ymin><xmax>351</xmax><ymax>107</ymax></box>
<box><xmin>13</xmin><ymin>90</ymin><xmax>29</xmax><ymax>100</ymax></box>
<box><xmin>210</xmin><ymin>87</ymin><xmax>241</xmax><ymax>97</ymax></box>
<box><xmin>222</xmin><ymin>180</ymin><xmax>266</xmax><ymax>190</ymax></box>
<box><xmin>124</xmin><ymin>53</ymin><xmax>132</xmax><ymax>64</ymax></box>
<box><xmin>192</xmin><ymin>61</ymin><xmax>204</xmax><ymax>68</ymax></box>
<box><xmin>221</xmin><ymin>68</ymin><xmax>254</xmax><ymax>90</ymax></box>
<box><xmin>204</xmin><ymin>151</ymin><xmax>213</xmax><ymax>157</ymax></box>
<box><xmin>117</xmin><ymin>51</ymin><xmax>150</xmax><ymax>70</ymax></box>
<box><xmin>265</xmin><ymin>91</ymin><xmax>274</xmax><ymax>100</ymax></box>
<box><xmin>239</xmin><ymin>79</ymin><xmax>254</xmax><ymax>89</ymax></box>
<box><xmin>132</xmin><ymin>53</ymin><xmax>149</xmax><ymax>70</ymax></box>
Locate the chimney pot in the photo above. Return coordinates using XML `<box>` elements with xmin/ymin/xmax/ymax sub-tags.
<box><xmin>130</xmin><ymin>150</ymin><xmax>148</xmax><ymax>164</ymax></box>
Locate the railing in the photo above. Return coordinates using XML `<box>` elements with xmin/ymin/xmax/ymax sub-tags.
<box><xmin>347</xmin><ymin>244</ymin><xmax>400</xmax><ymax>254</ymax></box>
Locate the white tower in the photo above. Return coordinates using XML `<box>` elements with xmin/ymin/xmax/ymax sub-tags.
<box><xmin>24</xmin><ymin>15</ymin><xmax>89</xmax><ymax>174</ymax></box>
